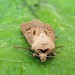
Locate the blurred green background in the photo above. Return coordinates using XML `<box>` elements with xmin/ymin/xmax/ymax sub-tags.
<box><xmin>0</xmin><ymin>0</ymin><xmax>75</xmax><ymax>75</ymax></box>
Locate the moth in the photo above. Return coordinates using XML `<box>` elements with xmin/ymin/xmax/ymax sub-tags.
<box><xmin>21</xmin><ymin>20</ymin><xmax>57</xmax><ymax>62</ymax></box>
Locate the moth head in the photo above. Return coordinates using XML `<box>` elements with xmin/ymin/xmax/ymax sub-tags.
<box><xmin>39</xmin><ymin>53</ymin><xmax>47</xmax><ymax>62</ymax></box>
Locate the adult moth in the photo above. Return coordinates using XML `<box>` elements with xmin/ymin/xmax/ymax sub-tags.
<box><xmin>21</xmin><ymin>20</ymin><xmax>56</xmax><ymax>62</ymax></box>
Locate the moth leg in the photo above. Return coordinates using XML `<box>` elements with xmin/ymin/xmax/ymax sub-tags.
<box><xmin>55</xmin><ymin>46</ymin><xmax>64</xmax><ymax>49</ymax></box>
<box><xmin>33</xmin><ymin>53</ymin><xmax>38</xmax><ymax>57</ymax></box>
<box><xmin>50</xmin><ymin>51</ymin><xmax>56</xmax><ymax>56</ymax></box>
<box><xmin>55</xmin><ymin>51</ymin><xmax>60</xmax><ymax>53</ymax></box>
<box><xmin>45</xmin><ymin>49</ymin><xmax>56</xmax><ymax>56</ymax></box>
<box><xmin>55</xmin><ymin>36</ymin><xmax>58</xmax><ymax>38</ymax></box>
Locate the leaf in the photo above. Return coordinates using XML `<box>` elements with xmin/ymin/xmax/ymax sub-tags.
<box><xmin>0</xmin><ymin>0</ymin><xmax>75</xmax><ymax>75</ymax></box>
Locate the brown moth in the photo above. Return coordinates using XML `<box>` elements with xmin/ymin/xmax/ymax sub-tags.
<box><xmin>21</xmin><ymin>20</ymin><xmax>55</xmax><ymax>62</ymax></box>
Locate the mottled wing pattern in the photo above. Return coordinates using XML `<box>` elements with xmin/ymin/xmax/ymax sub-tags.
<box><xmin>43</xmin><ymin>23</ymin><xmax>55</xmax><ymax>43</ymax></box>
<box><xmin>21</xmin><ymin>20</ymin><xmax>55</xmax><ymax>45</ymax></box>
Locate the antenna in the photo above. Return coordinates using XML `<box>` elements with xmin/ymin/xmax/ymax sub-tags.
<box><xmin>13</xmin><ymin>46</ymin><xmax>33</xmax><ymax>55</ymax></box>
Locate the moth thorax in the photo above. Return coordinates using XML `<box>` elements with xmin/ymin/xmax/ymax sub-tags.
<box><xmin>32</xmin><ymin>33</ymin><xmax>55</xmax><ymax>51</ymax></box>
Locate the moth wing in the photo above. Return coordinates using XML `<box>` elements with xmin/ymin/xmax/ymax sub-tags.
<box><xmin>21</xmin><ymin>20</ymin><xmax>55</xmax><ymax>45</ymax></box>
<box><xmin>21</xmin><ymin>20</ymin><xmax>43</xmax><ymax>45</ymax></box>
<box><xmin>21</xmin><ymin>22</ymin><xmax>33</xmax><ymax>45</ymax></box>
<box><xmin>43</xmin><ymin>23</ymin><xmax>55</xmax><ymax>43</ymax></box>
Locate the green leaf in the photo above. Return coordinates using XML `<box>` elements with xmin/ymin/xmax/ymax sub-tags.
<box><xmin>0</xmin><ymin>0</ymin><xmax>75</xmax><ymax>75</ymax></box>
